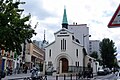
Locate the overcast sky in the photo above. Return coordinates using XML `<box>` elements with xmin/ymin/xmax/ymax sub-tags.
<box><xmin>20</xmin><ymin>0</ymin><xmax>120</xmax><ymax>59</ymax></box>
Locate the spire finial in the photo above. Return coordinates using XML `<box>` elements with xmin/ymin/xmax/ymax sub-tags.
<box><xmin>44</xmin><ymin>30</ymin><xmax>45</xmax><ymax>41</ymax></box>
<box><xmin>64</xmin><ymin>5</ymin><xmax>66</xmax><ymax>9</ymax></box>
<box><xmin>62</xmin><ymin>6</ymin><xmax>68</xmax><ymax>29</ymax></box>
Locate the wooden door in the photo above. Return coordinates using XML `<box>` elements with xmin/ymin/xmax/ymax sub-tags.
<box><xmin>60</xmin><ymin>58</ymin><xmax>68</xmax><ymax>73</ymax></box>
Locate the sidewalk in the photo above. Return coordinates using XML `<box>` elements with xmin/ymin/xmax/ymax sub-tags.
<box><xmin>78</xmin><ymin>74</ymin><xmax>97</xmax><ymax>80</ymax></box>
<box><xmin>2</xmin><ymin>73</ymin><xmax>31</xmax><ymax>80</ymax></box>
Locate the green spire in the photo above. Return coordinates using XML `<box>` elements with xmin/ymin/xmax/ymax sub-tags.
<box><xmin>62</xmin><ymin>6</ymin><xmax>68</xmax><ymax>29</ymax></box>
<box><xmin>62</xmin><ymin>6</ymin><xmax>68</xmax><ymax>24</ymax></box>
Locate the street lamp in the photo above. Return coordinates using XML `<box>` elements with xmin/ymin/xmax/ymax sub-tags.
<box><xmin>83</xmin><ymin>34</ymin><xmax>91</xmax><ymax>78</ymax></box>
<box><xmin>95</xmin><ymin>62</ymin><xmax>97</xmax><ymax>73</ymax></box>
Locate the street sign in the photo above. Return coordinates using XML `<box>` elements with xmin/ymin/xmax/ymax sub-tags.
<box><xmin>108</xmin><ymin>4</ymin><xmax>120</xmax><ymax>28</ymax></box>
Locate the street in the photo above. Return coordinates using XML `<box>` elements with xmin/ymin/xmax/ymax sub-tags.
<box><xmin>2</xmin><ymin>72</ymin><xmax>120</xmax><ymax>80</ymax></box>
<box><xmin>94</xmin><ymin>72</ymin><xmax>119</xmax><ymax>80</ymax></box>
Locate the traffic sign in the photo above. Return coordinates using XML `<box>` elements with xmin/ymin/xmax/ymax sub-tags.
<box><xmin>108</xmin><ymin>4</ymin><xmax>120</xmax><ymax>28</ymax></box>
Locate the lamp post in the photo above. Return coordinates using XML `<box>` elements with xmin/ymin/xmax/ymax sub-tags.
<box><xmin>83</xmin><ymin>34</ymin><xmax>91</xmax><ymax>78</ymax></box>
<box><xmin>95</xmin><ymin>62</ymin><xmax>97</xmax><ymax>73</ymax></box>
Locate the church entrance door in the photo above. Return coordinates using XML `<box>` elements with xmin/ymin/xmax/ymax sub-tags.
<box><xmin>60</xmin><ymin>58</ymin><xmax>68</xmax><ymax>73</ymax></box>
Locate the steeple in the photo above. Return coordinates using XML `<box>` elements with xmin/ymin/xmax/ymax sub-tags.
<box><xmin>62</xmin><ymin>6</ymin><xmax>68</xmax><ymax>29</ymax></box>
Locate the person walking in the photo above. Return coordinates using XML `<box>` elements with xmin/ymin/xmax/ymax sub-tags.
<box><xmin>87</xmin><ymin>58</ymin><xmax>93</xmax><ymax>78</ymax></box>
<box><xmin>24</xmin><ymin>65</ymin><xmax>28</xmax><ymax>74</ymax></box>
<box><xmin>30</xmin><ymin>65</ymin><xmax>37</xmax><ymax>80</ymax></box>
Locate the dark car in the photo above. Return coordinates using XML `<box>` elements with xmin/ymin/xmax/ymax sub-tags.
<box><xmin>97</xmin><ymin>69</ymin><xmax>107</xmax><ymax>75</ymax></box>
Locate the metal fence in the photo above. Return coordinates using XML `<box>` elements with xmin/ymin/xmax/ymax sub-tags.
<box><xmin>68</xmin><ymin>66</ymin><xmax>89</xmax><ymax>73</ymax></box>
<box><xmin>8</xmin><ymin>74</ymin><xmax>92</xmax><ymax>80</ymax></box>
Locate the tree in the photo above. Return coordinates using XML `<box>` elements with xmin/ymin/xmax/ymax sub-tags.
<box><xmin>89</xmin><ymin>51</ymin><xmax>98</xmax><ymax>59</ymax></box>
<box><xmin>99</xmin><ymin>38</ymin><xmax>117</xmax><ymax>68</ymax></box>
<box><xmin>0</xmin><ymin>0</ymin><xmax>36</xmax><ymax>55</ymax></box>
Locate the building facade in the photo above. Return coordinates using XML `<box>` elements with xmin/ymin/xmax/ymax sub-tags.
<box><xmin>25</xmin><ymin>42</ymin><xmax>45</xmax><ymax>69</ymax></box>
<box><xmin>68</xmin><ymin>23</ymin><xmax>90</xmax><ymax>53</ymax></box>
<box><xmin>45</xmin><ymin>28</ymin><xmax>84</xmax><ymax>73</ymax></box>
<box><xmin>45</xmin><ymin>7</ymin><xmax>98</xmax><ymax>75</ymax></box>
<box><xmin>89</xmin><ymin>40</ymin><xmax>101</xmax><ymax>59</ymax></box>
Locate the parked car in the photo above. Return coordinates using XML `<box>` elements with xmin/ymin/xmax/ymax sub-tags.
<box><xmin>104</xmin><ymin>68</ymin><xmax>111</xmax><ymax>74</ymax></box>
<box><xmin>97</xmin><ymin>69</ymin><xmax>107</xmax><ymax>75</ymax></box>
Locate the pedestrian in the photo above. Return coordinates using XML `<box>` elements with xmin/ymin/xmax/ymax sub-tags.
<box><xmin>87</xmin><ymin>58</ymin><xmax>93</xmax><ymax>78</ymax></box>
<box><xmin>24</xmin><ymin>65</ymin><xmax>28</xmax><ymax>74</ymax></box>
<box><xmin>30</xmin><ymin>65</ymin><xmax>37</xmax><ymax>80</ymax></box>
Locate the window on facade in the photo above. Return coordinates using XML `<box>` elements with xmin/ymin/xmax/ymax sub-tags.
<box><xmin>75</xmin><ymin>62</ymin><xmax>77</xmax><ymax>66</ymax></box>
<box><xmin>61</xmin><ymin>38</ymin><xmax>66</xmax><ymax>51</ymax></box>
<box><xmin>61</xmin><ymin>40</ymin><xmax>63</xmax><ymax>50</ymax></box>
<box><xmin>76</xmin><ymin>49</ymin><xmax>78</xmax><ymax>57</ymax></box>
<box><xmin>65</xmin><ymin>40</ymin><xmax>66</xmax><ymax>50</ymax></box>
<box><xmin>63</xmin><ymin>39</ymin><xmax>64</xmax><ymax>50</ymax></box>
<box><xmin>48</xmin><ymin>61</ymin><xmax>52</xmax><ymax>66</ymax></box>
<box><xmin>75</xmin><ymin>61</ymin><xmax>79</xmax><ymax>67</ymax></box>
<box><xmin>89</xmin><ymin>45</ymin><xmax>91</xmax><ymax>47</ymax></box>
<box><xmin>49</xmin><ymin>49</ymin><xmax>51</xmax><ymax>57</ymax></box>
<box><xmin>78</xmin><ymin>62</ymin><xmax>79</xmax><ymax>66</ymax></box>
<box><xmin>89</xmin><ymin>42</ymin><xmax>91</xmax><ymax>44</ymax></box>
<box><xmin>89</xmin><ymin>48</ymin><xmax>92</xmax><ymax>50</ymax></box>
<box><xmin>90</xmin><ymin>51</ymin><xmax>92</xmax><ymax>53</ymax></box>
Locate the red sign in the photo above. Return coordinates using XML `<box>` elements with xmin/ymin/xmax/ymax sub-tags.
<box><xmin>108</xmin><ymin>4</ymin><xmax>120</xmax><ymax>28</ymax></box>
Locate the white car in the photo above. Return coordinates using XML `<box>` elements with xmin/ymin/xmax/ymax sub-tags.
<box><xmin>97</xmin><ymin>69</ymin><xmax>107</xmax><ymax>75</ymax></box>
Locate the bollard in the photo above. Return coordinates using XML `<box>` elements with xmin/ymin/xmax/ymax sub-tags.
<box><xmin>56</xmin><ymin>75</ymin><xmax>58</xmax><ymax>80</ymax></box>
<box><xmin>70</xmin><ymin>74</ymin><xmax>72</xmax><ymax>80</ymax></box>
<box><xmin>45</xmin><ymin>75</ymin><xmax>47</xmax><ymax>80</ymax></box>
<box><xmin>64</xmin><ymin>74</ymin><xmax>66</xmax><ymax>80</ymax></box>
<box><xmin>76</xmin><ymin>74</ymin><xmax>78</xmax><ymax>80</ymax></box>
<box><xmin>40</xmin><ymin>76</ymin><xmax>42</xmax><ymax>80</ymax></box>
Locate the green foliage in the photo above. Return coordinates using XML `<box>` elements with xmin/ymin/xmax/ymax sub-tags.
<box><xmin>89</xmin><ymin>51</ymin><xmax>98</xmax><ymax>59</ymax></box>
<box><xmin>0</xmin><ymin>0</ymin><xmax>36</xmax><ymax>55</ymax></box>
<box><xmin>99</xmin><ymin>38</ymin><xmax>117</xmax><ymax>68</ymax></box>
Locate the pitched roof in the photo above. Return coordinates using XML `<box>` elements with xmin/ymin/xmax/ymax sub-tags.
<box><xmin>54</xmin><ymin>28</ymin><xmax>73</xmax><ymax>35</ymax></box>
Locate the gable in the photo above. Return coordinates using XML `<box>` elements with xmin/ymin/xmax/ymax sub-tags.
<box><xmin>54</xmin><ymin>28</ymin><xmax>73</xmax><ymax>35</ymax></box>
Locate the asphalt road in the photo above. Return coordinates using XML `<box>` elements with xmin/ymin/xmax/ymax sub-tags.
<box><xmin>94</xmin><ymin>72</ymin><xmax>119</xmax><ymax>80</ymax></box>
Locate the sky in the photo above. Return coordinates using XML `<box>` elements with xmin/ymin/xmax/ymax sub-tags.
<box><xmin>20</xmin><ymin>0</ymin><xmax>120</xmax><ymax>59</ymax></box>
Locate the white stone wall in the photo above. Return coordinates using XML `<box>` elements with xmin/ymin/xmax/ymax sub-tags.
<box><xmin>45</xmin><ymin>28</ymin><xmax>84</xmax><ymax>71</ymax></box>
<box><xmin>85</xmin><ymin>55</ymin><xmax>99</xmax><ymax>73</ymax></box>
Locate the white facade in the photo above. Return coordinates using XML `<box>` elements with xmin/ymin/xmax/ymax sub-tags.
<box><xmin>89</xmin><ymin>40</ymin><xmax>101</xmax><ymax>59</ymax></box>
<box><xmin>45</xmin><ymin>28</ymin><xmax>84</xmax><ymax>73</ymax></box>
<box><xmin>68</xmin><ymin>23</ymin><xmax>90</xmax><ymax>53</ymax></box>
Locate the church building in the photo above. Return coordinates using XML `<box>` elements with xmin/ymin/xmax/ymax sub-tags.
<box><xmin>45</xmin><ymin>8</ymin><xmax>98</xmax><ymax>74</ymax></box>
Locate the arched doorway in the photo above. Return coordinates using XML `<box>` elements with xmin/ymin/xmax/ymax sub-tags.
<box><xmin>60</xmin><ymin>58</ymin><xmax>68</xmax><ymax>73</ymax></box>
